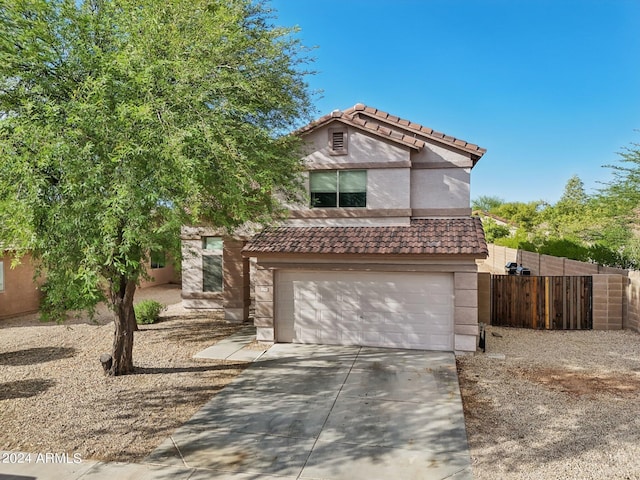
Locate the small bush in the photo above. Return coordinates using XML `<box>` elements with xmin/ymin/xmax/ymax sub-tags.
<box><xmin>134</xmin><ymin>300</ymin><xmax>166</xmax><ymax>325</ymax></box>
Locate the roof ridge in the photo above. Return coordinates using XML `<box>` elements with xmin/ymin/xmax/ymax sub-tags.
<box><xmin>345</xmin><ymin>103</ymin><xmax>486</xmax><ymax>157</ymax></box>
<box><xmin>295</xmin><ymin>108</ymin><xmax>424</xmax><ymax>151</ymax></box>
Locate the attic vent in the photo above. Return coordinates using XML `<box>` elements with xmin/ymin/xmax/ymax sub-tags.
<box><xmin>332</xmin><ymin>131</ymin><xmax>344</xmax><ymax>149</ymax></box>
<box><xmin>328</xmin><ymin>127</ymin><xmax>348</xmax><ymax>155</ymax></box>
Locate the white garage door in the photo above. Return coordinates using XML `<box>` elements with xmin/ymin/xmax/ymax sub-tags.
<box><xmin>275</xmin><ymin>271</ymin><xmax>454</xmax><ymax>351</ymax></box>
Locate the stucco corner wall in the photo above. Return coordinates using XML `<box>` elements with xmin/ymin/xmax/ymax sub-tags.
<box><xmin>454</xmin><ymin>270</ymin><xmax>479</xmax><ymax>353</ymax></box>
<box><xmin>254</xmin><ymin>266</ymin><xmax>275</xmax><ymax>343</ymax></box>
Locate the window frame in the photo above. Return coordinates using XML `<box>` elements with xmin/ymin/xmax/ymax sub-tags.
<box><xmin>309</xmin><ymin>170</ymin><xmax>367</xmax><ymax>208</ymax></box>
<box><xmin>202</xmin><ymin>236</ymin><xmax>223</xmax><ymax>293</ymax></box>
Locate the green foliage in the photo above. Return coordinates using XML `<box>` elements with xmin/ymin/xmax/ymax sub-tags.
<box><xmin>537</xmin><ymin>238</ymin><xmax>591</xmax><ymax>262</ymax></box>
<box><xmin>0</xmin><ymin>0</ymin><xmax>313</xmax><ymax>372</ymax></box>
<box><xmin>482</xmin><ymin>218</ymin><xmax>510</xmax><ymax>243</ymax></box>
<box><xmin>0</xmin><ymin>0</ymin><xmax>312</xmax><ymax>312</ymax></box>
<box><xmin>472</xmin><ymin>195</ymin><xmax>504</xmax><ymax>212</ymax></box>
<box><xmin>134</xmin><ymin>300</ymin><xmax>166</xmax><ymax>325</ymax></box>
<box><xmin>492</xmin><ymin>201</ymin><xmax>543</xmax><ymax>230</ymax></box>
<box><xmin>494</xmin><ymin>227</ymin><xmax>537</xmax><ymax>251</ymax></box>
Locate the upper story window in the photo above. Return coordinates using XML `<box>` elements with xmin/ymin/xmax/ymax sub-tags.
<box><xmin>329</xmin><ymin>127</ymin><xmax>348</xmax><ymax>155</ymax></box>
<box><xmin>310</xmin><ymin>170</ymin><xmax>367</xmax><ymax>208</ymax></box>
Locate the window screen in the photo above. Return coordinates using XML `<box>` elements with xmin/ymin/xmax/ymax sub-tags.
<box><xmin>203</xmin><ymin>255</ymin><xmax>223</xmax><ymax>292</ymax></box>
<box><xmin>309</xmin><ymin>170</ymin><xmax>366</xmax><ymax>208</ymax></box>
<box><xmin>310</xmin><ymin>171</ymin><xmax>338</xmax><ymax>208</ymax></box>
<box><xmin>338</xmin><ymin>170</ymin><xmax>367</xmax><ymax>207</ymax></box>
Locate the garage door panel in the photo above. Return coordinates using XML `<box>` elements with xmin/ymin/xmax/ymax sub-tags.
<box><xmin>277</xmin><ymin>271</ymin><xmax>454</xmax><ymax>351</ymax></box>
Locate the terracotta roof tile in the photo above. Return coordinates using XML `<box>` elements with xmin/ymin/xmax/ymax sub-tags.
<box><xmin>295</xmin><ymin>111</ymin><xmax>425</xmax><ymax>151</ymax></box>
<box><xmin>343</xmin><ymin>104</ymin><xmax>487</xmax><ymax>158</ymax></box>
<box><xmin>244</xmin><ymin>218</ymin><xmax>488</xmax><ymax>257</ymax></box>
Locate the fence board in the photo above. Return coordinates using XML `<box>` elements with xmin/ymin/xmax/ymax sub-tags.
<box><xmin>491</xmin><ymin>275</ymin><xmax>592</xmax><ymax>330</ymax></box>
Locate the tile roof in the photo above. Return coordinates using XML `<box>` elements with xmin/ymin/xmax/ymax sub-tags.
<box><xmin>345</xmin><ymin>103</ymin><xmax>487</xmax><ymax>159</ymax></box>
<box><xmin>295</xmin><ymin>110</ymin><xmax>425</xmax><ymax>151</ymax></box>
<box><xmin>295</xmin><ymin>103</ymin><xmax>486</xmax><ymax>160</ymax></box>
<box><xmin>243</xmin><ymin>217</ymin><xmax>487</xmax><ymax>256</ymax></box>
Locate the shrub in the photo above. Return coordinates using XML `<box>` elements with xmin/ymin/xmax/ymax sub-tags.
<box><xmin>134</xmin><ymin>300</ymin><xmax>166</xmax><ymax>325</ymax></box>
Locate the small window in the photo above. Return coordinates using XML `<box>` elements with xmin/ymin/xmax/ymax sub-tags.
<box><xmin>203</xmin><ymin>255</ymin><xmax>223</xmax><ymax>292</ymax></box>
<box><xmin>310</xmin><ymin>170</ymin><xmax>366</xmax><ymax>208</ymax></box>
<box><xmin>202</xmin><ymin>237</ymin><xmax>223</xmax><ymax>292</ymax></box>
<box><xmin>329</xmin><ymin>127</ymin><xmax>348</xmax><ymax>155</ymax></box>
<box><xmin>150</xmin><ymin>251</ymin><xmax>166</xmax><ymax>269</ymax></box>
<box><xmin>0</xmin><ymin>260</ymin><xmax>4</xmax><ymax>292</ymax></box>
<box><xmin>203</xmin><ymin>236</ymin><xmax>223</xmax><ymax>252</ymax></box>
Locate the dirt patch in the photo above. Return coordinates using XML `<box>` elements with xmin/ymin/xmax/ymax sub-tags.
<box><xmin>457</xmin><ymin>326</ymin><xmax>640</xmax><ymax>480</ymax></box>
<box><xmin>0</xmin><ymin>286</ymin><xmax>251</xmax><ymax>462</ymax></box>
<box><xmin>517</xmin><ymin>367</ymin><xmax>640</xmax><ymax>398</ymax></box>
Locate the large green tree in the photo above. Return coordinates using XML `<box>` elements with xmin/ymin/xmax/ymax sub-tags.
<box><xmin>0</xmin><ymin>0</ymin><xmax>312</xmax><ymax>375</ymax></box>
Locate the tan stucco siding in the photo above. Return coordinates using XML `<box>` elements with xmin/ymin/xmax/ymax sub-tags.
<box><xmin>410</xmin><ymin>168</ymin><xmax>471</xmax><ymax>212</ymax></box>
<box><xmin>368</xmin><ymin>169</ymin><xmax>410</xmax><ymax>210</ymax></box>
<box><xmin>303</xmin><ymin>125</ymin><xmax>410</xmax><ymax>168</ymax></box>
<box><xmin>411</xmin><ymin>140</ymin><xmax>475</xmax><ymax>167</ymax></box>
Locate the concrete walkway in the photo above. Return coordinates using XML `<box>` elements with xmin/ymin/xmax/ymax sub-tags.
<box><xmin>0</xmin><ymin>341</ymin><xmax>472</xmax><ymax>480</ymax></box>
<box><xmin>193</xmin><ymin>326</ymin><xmax>266</xmax><ymax>362</ymax></box>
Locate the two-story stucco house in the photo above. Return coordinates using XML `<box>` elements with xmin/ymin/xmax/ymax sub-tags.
<box><xmin>181</xmin><ymin>104</ymin><xmax>487</xmax><ymax>352</ymax></box>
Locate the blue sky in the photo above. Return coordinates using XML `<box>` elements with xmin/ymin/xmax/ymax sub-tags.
<box><xmin>269</xmin><ymin>0</ymin><xmax>640</xmax><ymax>204</ymax></box>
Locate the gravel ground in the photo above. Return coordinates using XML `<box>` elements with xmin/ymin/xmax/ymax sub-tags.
<box><xmin>457</xmin><ymin>325</ymin><xmax>640</xmax><ymax>480</ymax></box>
<box><xmin>0</xmin><ymin>285</ymin><xmax>247</xmax><ymax>462</ymax></box>
<box><xmin>5</xmin><ymin>288</ymin><xmax>640</xmax><ymax>477</ymax></box>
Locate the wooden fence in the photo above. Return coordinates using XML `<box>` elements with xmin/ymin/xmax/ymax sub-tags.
<box><xmin>491</xmin><ymin>275</ymin><xmax>593</xmax><ymax>330</ymax></box>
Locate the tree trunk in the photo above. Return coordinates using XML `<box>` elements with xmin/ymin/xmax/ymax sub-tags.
<box><xmin>109</xmin><ymin>278</ymin><xmax>137</xmax><ymax>375</ymax></box>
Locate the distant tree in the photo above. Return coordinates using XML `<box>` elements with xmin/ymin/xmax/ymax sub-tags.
<box><xmin>0</xmin><ymin>0</ymin><xmax>313</xmax><ymax>375</ymax></box>
<box><xmin>494</xmin><ymin>227</ymin><xmax>537</xmax><ymax>251</ymax></box>
<box><xmin>492</xmin><ymin>201</ymin><xmax>544</xmax><ymax>231</ymax></box>
<box><xmin>472</xmin><ymin>195</ymin><xmax>504</xmax><ymax>212</ymax></box>
<box><xmin>592</xmin><ymin>141</ymin><xmax>640</xmax><ymax>267</ymax></box>
<box><xmin>482</xmin><ymin>218</ymin><xmax>510</xmax><ymax>243</ymax></box>
<box><xmin>542</xmin><ymin>175</ymin><xmax>593</xmax><ymax>239</ymax></box>
<box><xmin>537</xmin><ymin>238</ymin><xmax>590</xmax><ymax>262</ymax></box>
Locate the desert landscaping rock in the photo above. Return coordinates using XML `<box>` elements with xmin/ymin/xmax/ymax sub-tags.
<box><xmin>4</xmin><ymin>286</ymin><xmax>640</xmax><ymax>480</ymax></box>
<box><xmin>0</xmin><ymin>285</ymin><xmax>247</xmax><ymax>462</ymax></box>
<box><xmin>458</xmin><ymin>325</ymin><xmax>640</xmax><ymax>480</ymax></box>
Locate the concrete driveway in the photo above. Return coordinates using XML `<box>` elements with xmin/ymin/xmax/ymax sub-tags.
<box><xmin>146</xmin><ymin>344</ymin><xmax>473</xmax><ymax>480</ymax></box>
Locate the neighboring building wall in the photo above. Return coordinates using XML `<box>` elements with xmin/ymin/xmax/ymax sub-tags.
<box><xmin>0</xmin><ymin>253</ymin><xmax>42</xmax><ymax>320</ymax></box>
<box><xmin>139</xmin><ymin>259</ymin><xmax>179</xmax><ymax>289</ymax></box>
